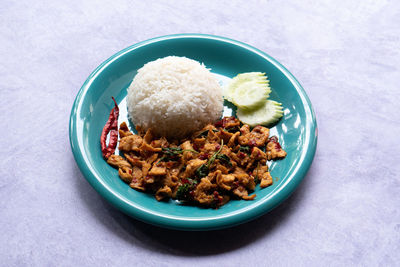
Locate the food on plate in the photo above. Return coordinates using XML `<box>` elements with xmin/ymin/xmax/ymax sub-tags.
<box><xmin>106</xmin><ymin>116</ymin><xmax>286</xmax><ymax>208</ymax></box>
<box><xmin>224</xmin><ymin>72</ymin><xmax>271</xmax><ymax>110</ymax></box>
<box><xmin>237</xmin><ymin>100</ymin><xmax>284</xmax><ymax>127</ymax></box>
<box><xmin>126</xmin><ymin>56</ymin><xmax>223</xmax><ymax>139</ymax></box>
<box><xmin>100</xmin><ymin>57</ymin><xmax>287</xmax><ymax>208</ymax></box>
<box><xmin>223</xmin><ymin>72</ymin><xmax>284</xmax><ymax>126</ymax></box>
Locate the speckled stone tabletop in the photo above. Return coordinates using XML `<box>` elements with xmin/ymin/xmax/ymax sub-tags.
<box><xmin>1</xmin><ymin>0</ymin><xmax>399</xmax><ymax>266</ymax></box>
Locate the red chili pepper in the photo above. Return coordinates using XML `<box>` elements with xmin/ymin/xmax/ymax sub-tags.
<box><xmin>249</xmin><ymin>139</ymin><xmax>257</xmax><ymax>147</ymax></box>
<box><xmin>198</xmin><ymin>153</ymin><xmax>209</xmax><ymax>160</ymax></box>
<box><xmin>100</xmin><ymin>97</ymin><xmax>119</xmax><ymax>159</ymax></box>
<box><xmin>238</xmin><ymin>152</ymin><xmax>246</xmax><ymax>158</ymax></box>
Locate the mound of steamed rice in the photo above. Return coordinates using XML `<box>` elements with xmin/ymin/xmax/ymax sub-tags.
<box><xmin>126</xmin><ymin>56</ymin><xmax>223</xmax><ymax>139</ymax></box>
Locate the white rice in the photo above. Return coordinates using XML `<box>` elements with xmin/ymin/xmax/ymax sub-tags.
<box><xmin>126</xmin><ymin>56</ymin><xmax>223</xmax><ymax>139</ymax></box>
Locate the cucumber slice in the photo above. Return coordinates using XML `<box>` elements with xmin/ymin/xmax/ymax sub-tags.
<box><xmin>237</xmin><ymin>100</ymin><xmax>284</xmax><ymax>127</ymax></box>
<box><xmin>224</xmin><ymin>72</ymin><xmax>270</xmax><ymax>109</ymax></box>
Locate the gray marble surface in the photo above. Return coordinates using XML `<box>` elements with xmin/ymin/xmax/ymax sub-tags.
<box><xmin>1</xmin><ymin>0</ymin><xmax>399</xmax><ymax>266</ymax></box>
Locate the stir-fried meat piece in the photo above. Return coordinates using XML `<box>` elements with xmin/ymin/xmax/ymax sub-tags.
<box><xmin>222</xmin><ymin>116</ymin><xmax>241</xmax><ymax>128</ymax></box>
<box><xmin>183</xmin><ymin>158</ymin><xmax>207</xmax><ymax>177</ymax></box>
<box><xmin>214</xmin><ymin>116</ymin><xmax>241</xmax><ymax>129</ymax></box>
<box><xmin>141</xmin><ymin>162</ymin><xmax>152</xmax><ymax>177</ymax></box>
<box><xmin>119</xmin><ymin>135</ymin><xmax>143</xmax><ymax>152</ymax></box>
<box><xmin>149</xmin><ymin>165</ymin><xmax>167</xmax><ymax>176</ymax></box>
<box><xmin>166</xmin><ymin>161</ymin><xmax>182</xmax><ymax>178</ymax></box>
<box><xmin>124</xmin><ymin>152</ymin><xmax>142</xmax><ymax>167</ymax></box>
<box><xmin>193</xmin><ymin>177</ymin><xmax>217</xmax><ymax>205</ymax></box>
<box><xmin>146</xmin><ymin>153</ymin><xmax>159</xmax><ymax>165</ymax></box>
<box><xmin>238</xmin><ymin>125</ymin><xmax>251</xmax><ymax>145</ymax></box>
<box><xmin>207</xmin><ymin>170</ymin><xmax>220</xmax><ymax>183</ymax></box>
<box><xmin>181</xmin><ymin>140</ymin><xmax>195</xmax><ymax>160</ymax></box>
<box><xmin>143</xmin><ymin>128</ymin><xmax>154</xmax><ymax>144</ymax></box>
<box><xmin>240</xmin><ymin>124</ymin><xmax>251</xmax><ymax>135</ymax></box>
<box><xmin>107</xmin><ymin>155</ymin><xmax>131</xmax><ymax>169</ymax></box>
<box><xmin>232</xmin><ymin>185</ymin><xmax>255</xmax><ymax>200</ymax></box>
<box><xmin>201</xmin><ymin>124</ymin><xmax>218</xmax><ymax>133</ymax></box>
<box><xmin>220</xmin><ymin>145</ymin><xmax>232</xmax><ymax>157</ymax></box>
<box><xmin>155</xmin><ymin>185</ymin><xmax>172</xmax><ymax>201</ymax></box>
<box><xmin>130</xmin><ymin>166</ymin><xmax>145</xmax><ymax>191</ymax></box>
<box><xmin>235</xmin><ymin>150</ymin><xmax>250</xmax><ymax>167</ymax></box>
<box><xmin>218</xmin><ymin>130</ymin><xmax>234</xmax><ymax>144</ymax></box>
<box><xmin>131</xmin><ymin>166</ymin><xmax>143</xmax><ymax>180</ymax></box>
<box><xmin>252</xmin><ymin>165</ymin><xmax>273</xmax><ymax>188</ymax></box>
<box><xmin>242</xmin><ymin>194</ymin><xmax>256</xmax><ymax>200</ymax></box>
<box><xmin>246</xmin><ymin>147</ymin><xmax>267</xmax><ymax>170</ymax></box>
<box><xmin>252</xmin><ymin>147</ymin><xmax>267</xmax><ymax>161</ymax></box>
<box><xmin>105</xmin><ymin>116</ymin><xmax>286</xmax><ymax>208</ymax></box>
<box><xmin>142</xmin><ymin>175</ymin><xmax>154</xmax><ymax>185</ymax></box>
<box><xmin>217</xmin><ymin>173</ymin><xmax>235</xmax><ymax>191</ymax></box>
<box><xmin>150</xmin><ymin>136</ymin><xmax>169</xmax><ymax>148</ymax></box>
<box><xmin>164</xmin><ymin>171</ymin><xmax>179</xmax><ymax>189</ymax></box>
<box><xmin>138</xmin><ymin>142</ymin><xmax>162</xmax><ymax>153</ymax></box>
<box><xmin>119</xmin><ymin>122</ymin><xmax>133</xmax><ymax>138</ymax></box>
<box><xmin>249</xmin><ymin>126</ymin><xmax>270</xmax><ymax>147</ymax></box>
<box><xmin>201</xmin><ymin>143</ymin><xmax>218</xmax><ymax>154</ymax></box>
<box><xmin>135</xmin><ymin>125</ymin><xmax>145</xmax><ymax>137</ymax></box>
<box><xmin>227</xmin><ymin>131</ymin><xmax>240</xmax><ymax>147</ymax></box>
<box><xmin>118</xmin><ymin>166</ymin><xmax>133</xmax><ymax>183</ymax></box>
<box><xmin>266</xmin><ymin>140</ymin><xmax>287</xmax><ymax>160</ymax></box>
<box><xmin>246</xmin><ymin>176</ymin><xmax>256</xmax><ymax>191</ymax></box>
<box><xmin>233</xmin><ymin>167</ymin><xmax>253</xmax><ymax>190</ymax></box>
<box><xmin>238</xmin><ymin>125</ymin><xmax>270</xmax><ymax>147</ymax></box>
<box><xmin>215</xmin><ymin>164</ymin><xmax>229</xmax><ymax>174</ymax></box>
<box><xmin>206</xmin><ymin>129</ymin><xmax>220</xmax><ymax>143</ymax></box>
<box><xmin>193</xmin><ymin>137</ymin><xmax>206</xmax><ymax>151</ymax></box>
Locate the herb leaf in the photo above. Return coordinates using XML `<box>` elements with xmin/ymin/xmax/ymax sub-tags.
<box><xmin>162</xmin><ymin>147</ymin><xmax>182</xmax><ymax>157</ymax></box>
<box><xmin>195</xmin><ymin>140</ymin><xmax>224</xmax><ymax>179</ymax></box>
<box><xmin>157</xmin><ymin>147</ymin><xmax>198</xmax><ymax>165</ymax></box>
<box><xmin>207</xmin><ymin>140</ymin><xmax>224</xmax><ymax>168</ymax></box>
<box><xmin>225</xmin><ymin>126</ymin><xmax>239</xmax><ymax>133</ymax></box>
<box><xmin>216</xmin><ymin>154</ymin><xmax>232</xmax><ymax>167</ymax></box>
<box><xmin>195</xmin><ymin>164</ymin><xmax>209</xmax><ymax>179</ymax></box>
<box><xmin>239</xmin><ymin>145</ymin><xmax>251</xmax><ymax>154</ymax></box>
<box><xmin>176</xmin><ymin>179</ymin><xmax>198</xmax><ymax>200</ymax></box>
<box><xmin>176</xmin><ymin>184</ymin><xmax>190</xmax><ymax>200</ymax></box>
<box><xmin>198</xmin><ymin>130</ymin><xmax>209</xmax><ymax>138</ymax></box>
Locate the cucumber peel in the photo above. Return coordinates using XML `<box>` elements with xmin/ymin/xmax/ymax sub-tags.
<box><xmin>237</xmin><ymin>100</ymin><xmax>284</xmax><ymax>127</ymax></box>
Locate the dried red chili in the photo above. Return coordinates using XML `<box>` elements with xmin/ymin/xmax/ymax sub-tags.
<box><xmin>100</xmin><ymin>97</ymin><xmax>119</xmax><ymax>159</ymax></box>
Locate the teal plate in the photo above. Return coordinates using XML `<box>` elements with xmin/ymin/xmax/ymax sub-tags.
<box><xmin>69</xmin><ymin>34</ymin><xmax>317</xmax><ymax>231</ymax></box>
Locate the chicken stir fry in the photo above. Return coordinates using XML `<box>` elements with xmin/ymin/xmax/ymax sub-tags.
<box><xmin>106</xmin><ymin>117</ymin><xmax>286</xmax><ymax>208</ymax></box>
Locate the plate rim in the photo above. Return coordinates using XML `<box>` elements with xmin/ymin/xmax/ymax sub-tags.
<box><xmin>69</xmin><ymin>33</ymin><xmax>318</xmax><ymax>230</ymax></box>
